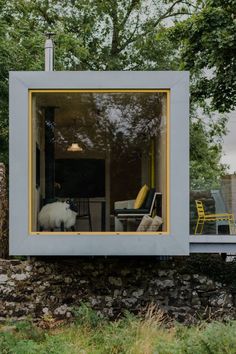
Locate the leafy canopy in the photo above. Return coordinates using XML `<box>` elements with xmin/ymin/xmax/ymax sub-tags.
<box><xmin>0</xmin><ymin>0</ymin><xmax>235</xmax><ymax>188</ymax></box>
<box><xmin>0</xmin><ymin>0</ymin><xmax>190</xmax><ymax>164</ymax></box>
<box><xmin>172</xmin><ymin>0</ymin><xmax>236</xmax><ymax>113</ymax></box>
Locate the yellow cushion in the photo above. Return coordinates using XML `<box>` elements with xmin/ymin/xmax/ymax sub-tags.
<box><xmin>134</xmin><ymin>184</ymin><xmax>149</xmax><ymax>209</ymax></box>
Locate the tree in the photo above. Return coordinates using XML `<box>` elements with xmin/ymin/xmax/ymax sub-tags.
<box><xmin>0</xmin><ymin>0</ymin><xmax>196</xmax><ymax>164</ymax></box>
<box><xmin>172</xmin><ymin>0</ymin><xmax>236</xmax><ymax>113</ymax></box>
<box><xmin>0</xmin><ymin>0</ymin><xmax>232</xmax><ymax>190</ymax></box>
<box><xmin>190</xmin><ymin>111</ymin><xmax>228</xmax><ymax>189</ymax></box>
<box><xmin>166</xmin><ymin>0</ymin><xmax>236</xmax><ymax>187</ymax></box>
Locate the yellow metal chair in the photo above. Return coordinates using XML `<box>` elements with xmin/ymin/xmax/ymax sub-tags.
<box><xmin>194</xmin><ymin>200</ymin><xmax>235</xmax><ymax>235</ymax></box>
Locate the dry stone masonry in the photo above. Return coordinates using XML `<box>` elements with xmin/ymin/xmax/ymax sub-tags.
<box><xmin>1</xmin><ymin>256</ymin><xmax>236</xmax><ymax>323</ymax></box>
<box><xmin>0</xmin><ymin>163</ymin><xmax>8</xmax><ymax>258</ymax></box>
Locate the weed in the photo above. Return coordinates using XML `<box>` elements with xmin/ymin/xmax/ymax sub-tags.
<box><xmin>1</xmin><ymin>305</ymin><xmax>236</xmax><ymax>354</ymax></box>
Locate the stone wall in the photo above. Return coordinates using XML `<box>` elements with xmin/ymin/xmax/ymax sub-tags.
<box><xmin>1</xmin><ymin>256</ymin><xmax>236</xmax><ymax>324</ymax></box>
<box><xmin>0</xmin><ymin>163</ymin><xmax>8</xmax><ymax>258</ymax></box>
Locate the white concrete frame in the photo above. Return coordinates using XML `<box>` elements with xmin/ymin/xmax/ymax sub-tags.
<box><xmin>9</xmin><ymin>71</ymin><xmax>189</xmax><ymax>255</ymax></box>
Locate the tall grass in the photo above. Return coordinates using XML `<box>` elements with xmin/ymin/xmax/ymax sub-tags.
<box><xmin>1</xmin><ymin>304</ymin><xmax>236</xmax><ymax>354</ymax></box>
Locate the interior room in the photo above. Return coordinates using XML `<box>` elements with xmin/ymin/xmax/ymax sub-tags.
<box><xmin>30</xmin><ymin>90</ymin><xmax>168</xmax><ymax>233</ymax></box>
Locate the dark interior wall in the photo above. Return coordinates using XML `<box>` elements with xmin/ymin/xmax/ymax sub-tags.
<box><xmin>110</xmin><ymin>152</ymin><xmax>141</xmax><ymax>212</ymax></box>
<box><xmin>55</xmin><ymin>159</ymin><xmax>105</xmax><ymax>198</ymax></box>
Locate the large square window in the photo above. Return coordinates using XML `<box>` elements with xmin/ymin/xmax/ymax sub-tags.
<box><xmin>10</xmin><ymin>71</ymin><xmax>189</xmax><ymax>255</ymax></box>
<box><xmin>30</xmin><ymin>90</ymin><xmax>169</xmax><ymax>234</ymax></box>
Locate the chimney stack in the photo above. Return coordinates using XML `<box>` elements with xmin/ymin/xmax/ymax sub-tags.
<box><xmin>45</xmin><ymin>32</ymin><xmax>55</xmax><ymax>71</ymax></box>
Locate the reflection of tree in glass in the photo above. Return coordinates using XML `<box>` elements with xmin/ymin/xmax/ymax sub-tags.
<box><xmin>94</xmin><ymin>93</ymin><xmax>163</xmax><ymax>155</ymax></box>
<box><xmin>50</xmin><ymin>93</ymin><xmax>164</xmax><ymax>156</ymax></box>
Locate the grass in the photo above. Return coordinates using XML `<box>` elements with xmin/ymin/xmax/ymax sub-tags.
<box><xmin>1</xmin><ymin>304</ymin><xmax>236</xmax><ymax>354</ymax></box>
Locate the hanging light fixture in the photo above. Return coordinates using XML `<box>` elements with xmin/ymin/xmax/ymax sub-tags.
<box><xmin>67</xmin><ymin>142</ymin><xmax>83</xmax><ymax>152</ymax></box>
<box><xmin>67</xmin><ymin>118</ymin><xmax>83</xmax><ymax>152</ymax></box>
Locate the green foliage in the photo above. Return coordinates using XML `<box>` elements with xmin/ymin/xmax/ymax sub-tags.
<box><xmin>171</xmin><ymin>0</ymin><xmax>236</xmax><ymax>113</ymax></box>
<box><xmin>190</xmin><ymin>112</ymin><xmax>228</xmax><ymax>189</ymax></box>
<box><xmin>167</xmin><ymin>0</ymin><xmax>236</xmax><ymax>185</ymax></box>
<box><xmin>2</xmin><ymin>308</ymin><xmax>236</xmax><ymax>354</ymax></box>
<box><xmin>72</xmin><ymin>302</ymin><xmax>103</xmax><ymax>328</ymax></box>
<box><xmin>159</xmin><ymin>321</ymin><xmax>236</xmax><ymax>354</ymax></box>
<box><xmin>0</xmin><ymin>0</ymin><xmax>184</xmax><ymax>165</ymax></box>
<box><xmin>15</xmin><ymin>321</ymin><xmax>46</xmax><ymax>342</ymax></box>
<box><xmin>0</xmin><ymin>0</ymin><xmax>234</xmax><ymax>186</ymax></box>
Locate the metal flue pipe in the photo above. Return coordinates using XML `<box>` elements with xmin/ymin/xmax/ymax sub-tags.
<box><xmin>45</xmin><ymin>32</ymin><xmax>55</xmax><ymax>71</ymax></box>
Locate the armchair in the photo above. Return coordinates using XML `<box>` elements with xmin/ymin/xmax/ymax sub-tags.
<box><xmin>114</xmin><ymin>189</ymin><xmax>162</xmax><ymax>231</ymax></box>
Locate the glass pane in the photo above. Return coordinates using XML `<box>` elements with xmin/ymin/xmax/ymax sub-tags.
<box><xmin>30</xmin><ymin>91</ymin><xmax>168</xmax><ymax>233</ymax></box>
<box><xmin>190</xmin><ymin>113</ymin><xmax>236</xmax><ymax>235</ymax></box>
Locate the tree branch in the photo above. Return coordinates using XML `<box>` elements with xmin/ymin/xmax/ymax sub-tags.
<box><xmin>119</xmin><ymin>13</ymin><xmax>140</xmax><ymax>52</ymax></box>
<box><xmin>121</xmin><ymin>0</ymin><xmax>140</xmax><ymax>27</ymax></box>
<box><xmin>110</xmin><ymin>1</ymin><xmax>120</xmax><ymax>55</ymax></box>
<box><xmin>119</xmin><ymin>8</ymin><xmax>192</xmax><ymax>52</ymax></box>
<box><xmin>150</xmin><ymin>0</ymin><xmax>189</xmax><ymax>28</ymax></box>
<box><xmin>109</xmin><ymin>0</ymin><xmax>195</xmax><ymax>58</ymax></box>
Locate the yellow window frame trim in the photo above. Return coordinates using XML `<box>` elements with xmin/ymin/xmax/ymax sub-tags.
<box><xmin>29</xmin><ymin>89</ymin><xmax>170</xmax><ymax>236</ymax></box>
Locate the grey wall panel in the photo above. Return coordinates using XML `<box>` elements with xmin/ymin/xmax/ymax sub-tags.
<box><xmin>9</xmin><ymin>71</ymin><xmax>190</xmax><ymax>255</ymax></box>
<box><xmin>190</xmin><ymin>242</ymin><xmax>236</xmax><ymax>253</ymax></box>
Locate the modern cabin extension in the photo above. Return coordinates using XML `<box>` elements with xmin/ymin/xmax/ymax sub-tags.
<box><xmin>9</xmin><ymin>71</ymin><xmax>236</xmax><ymax>255</ymax></box>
